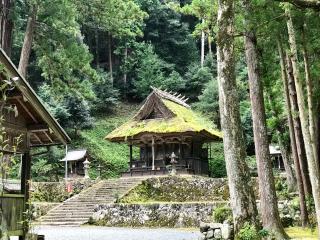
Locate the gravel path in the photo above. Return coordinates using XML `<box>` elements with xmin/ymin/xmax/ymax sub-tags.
<box><xmin>26</xmin><ymin>226</ymin><xmax>201</xmax><ymax>240</ymax></box>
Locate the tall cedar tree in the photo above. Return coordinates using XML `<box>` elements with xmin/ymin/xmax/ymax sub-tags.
<box><xmin>278</xmin><ymin>38</ymin><xmax>309</xmax><ymax>226</ymax></box>
<box><xmin>286</xmin><ymin>7</ymin><xmax>320</xmax><ymax>234</ymax></box>
<box><xmin>0</xmin><ymin>0</ymin><xmax>14</xmax><ymax>57</ymax></box>
<box><xmin>242</xmin><ymin>1</ymin><xmax>287</xmax><ymax>238</ymax></box>
<box><xmin>217</xmin><ymin>0</ymin><xmax>259</xmax><ymax>234</ymax></box>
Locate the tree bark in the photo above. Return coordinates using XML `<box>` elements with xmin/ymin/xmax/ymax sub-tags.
<box><xmin>0</xmin><ymin>0</ymin><xmax>14</xmax><ymax>57</ymax></box>
<box><xmin>123</xmin><ymin>46</ymin><xmax>128</xmax><ymax>87</ymax></box>
<box><xmin>286</xmin><ymin>8</ymin><xmax>320</xmax><ymax>234</ymax></box>
<box><xmin>108</xmin><ymin>32</ymin><xmax>113</xmax><ymax>85</ymax></box>
<box><xmin>18</xmin><ymin>5</ymin><xmax>37</xmax><ymax>78</ymax></box>
<box><xmin>243</xmin><ymin>2</ymin><xmax>287</xmax><ymax>238</ymax></box>
<box><xmin>201</xmin><ymin>19</ymin><xmax>205</xmax><ymax>67</ymax></box>
<box><xmin>217</xmin><ymin>0</ymin><xmax>259</xmax><ymax>234</ymax></box>
<box><xmin>286</xmin><ymin>53</ymin><xmax>313</xmax><ymax>197</ymax></box>
<box><xmin>277</xmin><ymin>129</ymin><xmax>297</xmax><ymax>192</ymax></box>
<box><xmin>208</xmin><ymin>32</ymin><xmax>212</xmax><ymax>55</ymax></box>
<box><xmin>301</xmin><ymin>24</ymin><xmax>319</xmax><ymax>166</ymax></box>
<box><xmin>277</xmin><ymin>38</ymin><xmax>309</xmax><ymax>226</ymax></box>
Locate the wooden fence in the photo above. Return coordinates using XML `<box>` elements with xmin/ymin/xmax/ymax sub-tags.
<box><xmin>0</xmin><ymin>193</ymin><xmax>25</xmax><ymax>236</ymax></box>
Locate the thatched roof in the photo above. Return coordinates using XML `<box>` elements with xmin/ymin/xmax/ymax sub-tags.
<box><xmin>105</xmin><ymin>87</ymin><xmax>222</xmax><ymax>143</ymax></box>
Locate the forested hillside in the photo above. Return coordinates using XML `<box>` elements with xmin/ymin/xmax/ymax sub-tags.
<box><xmin>3</xmin><ymin>0</ymin><xmax>320</xmax><ymax>237</ymax></box>
<box><xmin>1</xmin><ymin>0</ymin><xmax>245</xmax><ymax>179</ymax></box>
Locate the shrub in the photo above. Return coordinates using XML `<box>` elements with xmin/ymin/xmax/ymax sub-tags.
<box><xmin>208</xmin><ymin>142</ymin><xmax>227</xmax><ymax>178</ymax></box>
<box><xmin>236</xmin><ymin>223</ymin><xmax>269</xmax><ymax>240</ymax></box>
<box><xmin>213</xmin><ymin>206</ymin><xmax>232</xmax><ymax>223</ymax></box>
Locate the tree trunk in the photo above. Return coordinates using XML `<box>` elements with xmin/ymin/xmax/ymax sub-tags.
<box><xmin>123</xmin><ymin>46</ymin><xmax>128</xmax><ymax>87</ymax></box>
<box><xmin>95</xmin><ymin>29</ymin><xmax>99</xmax><ymax>68</ymax></box>
<box><xmin>0</xmin><ymin>0</ymin><xmax>14</xmax><ymax>57</ymax></box>
<box><xmin>208</xmin><ymin>32</ymin><xmax>212</xmax><ymax>55</ymax></box>
<box><xmin>277</xmin><ymin>132</ymin><xmax>296</xmax><ymax>192</ymax></box>
<box><xmin>286</xmin><ymin>53</ymin><xmax>313</xmax><ymax>197</ymax></box>
<box><xmin>217</xmin><ymin>0</ymin><xmax>259</xmax><ymax>234</ymax></box>
<box><xmin>277</xmin><ymin>38</ymin><xmax>309</xmax><ymax>226</ymax></box>
<box><xmin>18</xmin><ymin>5</ymin><xmax>37</xmax><ymax>78</ymax></box>
<box><xmin>286</xmin><ymin>8</ymin><xmax>320</xmax><ymax>234</ymax></box>
<box><xmin>243</xmin><ymin>2</ymin><xmax>287</xmax><ymax>238</ymax></box>
<box><xmin>301</xmin><ymin>24</ymin><xmax>319</xmax><ymax>166</ymax></box>
<box><xmin>201</xmin><ymin>19</ymin><xmax>205</xmax><ymax>67</ymax></box>
<box><xmin>108</xmin><ymin>32</ymin><xmax>113</xmax><ymax>85</ymax></box>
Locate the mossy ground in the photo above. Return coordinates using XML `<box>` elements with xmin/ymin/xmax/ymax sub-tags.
<box><xmin>286</xmin><ymin>227</ymin><xmax>318</xmax><ymax>239</ymax></box>
<box><xmin>72</xmin><ymin>103</ymin><xmax>140</xmax><ymax>178</ymax></box>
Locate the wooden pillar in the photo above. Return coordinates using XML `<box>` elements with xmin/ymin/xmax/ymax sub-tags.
<box><xmin>129</xmin><ymin>144</ymin><xmax>133</xmax><ymax>171</ymax></box>
<box><xmin>152</xmin><ymin>136</ymin><xmax>155</xmax><ymax>170</ymax></box>
<box><xmin>145</xmin><ymin>144</ymin><xmax>148</xmax><ymax>167</ymax></box>
<box><xmin>20</xmin><ymin>150</ymin><xmax>31</xmax><ymax>240</ymax></box>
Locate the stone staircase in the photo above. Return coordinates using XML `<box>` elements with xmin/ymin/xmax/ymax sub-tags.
<box><xmin>37</xmin><ymin>177</ymin><xmax>145</xmax><ymax>226</ymax></box>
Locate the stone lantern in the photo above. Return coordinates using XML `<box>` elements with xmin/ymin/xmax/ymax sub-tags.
<box><xmin>170</xmin><ymin>152</ymin><xmax>178</xmax><ymax>175</ymax></box>
<box><xmin>97</xmin><ymin>164</ymin><xmax>102</xmax><ymax>179</ymax></box>
<box><xmin>83</xmin><ymin>158</ymin><xmax>91</xmax><ymax>179</ymax></box>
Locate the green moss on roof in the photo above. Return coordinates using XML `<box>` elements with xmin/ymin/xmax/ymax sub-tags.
<box><xmin>106</xmin><ymin>98</ymin><xmax>222</xmax><ymax>141</ymax></box>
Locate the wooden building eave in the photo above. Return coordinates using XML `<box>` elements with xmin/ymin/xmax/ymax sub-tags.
<box><xmin>0</xmin><ymin>48</ymin><xmax>70</xmax><ymax>146</ymax></box>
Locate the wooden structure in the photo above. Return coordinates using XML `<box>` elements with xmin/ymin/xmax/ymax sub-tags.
<box><xmin>60</xmin><ymin>149</ymin><xmax>89</xmax><ymax>178</ymax></box>
<box><xmin>269</xmin><ymin>145</ymin><xmax>284</xmax><ymax>171</ymax></box>
<box><xmin>0</xmin><ymin>48</ymin><xmax>70</xmax><ymax>238</ymax></box>
<box><xmin>106</xmin><ymin>87</ymin><xmax>222</xmax><ymax>176</ymax></box>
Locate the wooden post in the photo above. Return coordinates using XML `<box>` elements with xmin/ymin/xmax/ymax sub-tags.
<box><xmin>145</xmin><ymin>144</ymin><xmax>148</xmax><ymax>167</ymax></box>
<box><xmin>20</xmin><ymin>150</ymin><xmax>31</xmax><ymax>240</ymax></box>
<box><xmin>129</xmin><ymin>144</ymin><xmax>133</xmax><ymax>171</ymax></box>
<box><xmin>152</xmin><ymin>137</ymin><xmax>155</xmax><ymax>170</ymax></box>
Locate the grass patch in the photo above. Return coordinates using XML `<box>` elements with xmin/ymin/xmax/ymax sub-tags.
<box><xmin>286</xmin><ymin>227</ymin><xmax>318</xmax><ymax>239</ymax></box>
<box><xmin>73</xmin><ymin>103</ymin><xmax>140</xmax><ymax>178</ymax></box>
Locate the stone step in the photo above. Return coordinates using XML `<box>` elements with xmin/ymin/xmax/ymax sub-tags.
<box><xmin>38</xmin><ymin>177</ymin><xmax>144</xmax><ymax>226</ymax></box>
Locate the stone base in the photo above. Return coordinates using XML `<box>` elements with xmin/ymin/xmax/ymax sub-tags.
<box><xmin>199</xmin><ymin>222</ymin><xmax>233</xmax><ymax>240</ymax></box>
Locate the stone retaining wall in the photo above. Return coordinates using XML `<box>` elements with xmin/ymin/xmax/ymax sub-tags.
<box><xmin>91</xmin><ymin>200</ymin><xmax>301</xmax><ymax>228</ymax></box>
<box><xmin>92</xmin><ymin>202</ymin><xmax>226</xmax><ymax>228</ymax></box>
<box><xmin>31</xmin><ymin>179</ymin><xmax>96</xmax><ymax>202</ymax></box>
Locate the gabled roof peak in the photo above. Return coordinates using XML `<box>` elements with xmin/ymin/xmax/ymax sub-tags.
<box><xmin>151</xmin><ymin>86</ymin><xmax>190</xmax><ymax>108</ymax></box>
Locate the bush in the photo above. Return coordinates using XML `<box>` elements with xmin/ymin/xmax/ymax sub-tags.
<box><xmin>208</xmin><ymin>143</ymin><xmax>226</xmax><ymax>178</ymax></box>
<box><xmin>213</xmin><ymin>206</ymin><xmax>232</xmax><ymax>223</ymax></box>
<box><xmin>236</xmin><ymin>223</ymin><xmax>267</xmax><ymax>240</ymax></box>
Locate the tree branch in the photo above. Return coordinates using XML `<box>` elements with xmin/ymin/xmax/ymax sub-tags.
<box><xmin>276</xmin><ymin>0</ymin><xmax>320</xmax><ymax>10</ymax></box>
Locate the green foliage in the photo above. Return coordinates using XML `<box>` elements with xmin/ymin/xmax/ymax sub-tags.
<box><xmin>73</xmin><ymin>103</ymin><xmax>139</xmax><ymax>178</ymax></box>
<box><xmin>131</xmin><ymin>43</ymin><xmax>185</xmax><ymax>99</ymax></box>
<box><xmin>31</xmin><ymin>183</ymin><xmax>69</xmax><ymax>203</ymax></box>
<box><xmin>37</xmin><ymin>84</ymin><xmax>70</xmax><ymax>125</ymax></box>
<box><xmin>184</xmin><ymin>62</ymin><xmax>214</xmax><ymax>102</ymax></box>
<box><xmin>236</xmin><ymin>222</ymin><xmax>267</xmax><ymax>240</ymax></box>
<box><xmin>193</xmin><ymin>79</ymin><xmax>219</xmax><ymax>125</ymax></box>
<box><xmin>79</xmin><ymin>0</ymin><xmax>148</xmax><ymax>39</ymax></box>
<box><xmin>65</xmin><ymin>94</ymin><xmax>93</xmax><ymax>134</ymax></box>
<box><xmin>92</xmin><ymin>70</ymin><xmax>119</xmax><ymax>112</ymax></box>
<box><xmin>31</xmin><ymin>146</ymin><xmax>65</xmax><ymax>182</ymax></box>
<box><xmin>34</xmin><ymin>0</ymin><xmax>98</xmax><ymax>100</ymax></box>
<box><xmin>213</xmin><ymin>206</ymin><xmax>232</xmax><ymax>223</ymax></box>
<box><xmin>140</xmin><ymin>0</ymin><xmax>198</xmax><ymax>73</ymax></box>
<box><xmin>208</xmin><ymin>142</ymin><xmax>226</xmax><ymax>178</ymax></box>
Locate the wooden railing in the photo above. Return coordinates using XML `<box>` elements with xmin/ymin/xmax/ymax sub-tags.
<box><xmin>0</xmin><ymin>193</ymin><xmax>25</xmax><ymax>236</ymax></box>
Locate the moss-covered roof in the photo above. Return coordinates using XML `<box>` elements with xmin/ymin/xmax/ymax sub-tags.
<box><xmin>105</xmin><ymin>89</ymin><xmax>222</xmax><ymax>142</ymax></box>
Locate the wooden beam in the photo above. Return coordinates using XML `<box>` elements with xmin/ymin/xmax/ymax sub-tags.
<box><xmin>43</xmin><ymin>131</ymin><xmax>53</xmax><ymax>143</ymax></box>
<box><xmin>32</xmin><ymin>133</ymin><xmax>42</xmax><ymax>144</ymax></box>
<box><xmin>16</xmin><ymin>98</ymin><xmax>38</xmax><ymax>123</ymax></box>
<box><xmin>27</xmin><ymin>124</ymin><xmax>48</xmax><ymax>132</ymax></box>
<box><xmin>2</xmin><ymin>121</ymin><xmax>27</xmax><ymax>132</ymax></box>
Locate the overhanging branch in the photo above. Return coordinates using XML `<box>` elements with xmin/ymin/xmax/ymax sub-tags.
<box><xmin>276</xmin><ymin>0</ymin><xmax>320</xmax><ymax>10</ymax></box>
